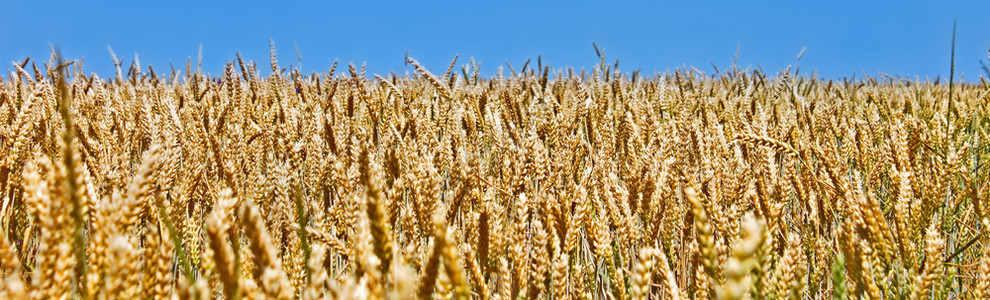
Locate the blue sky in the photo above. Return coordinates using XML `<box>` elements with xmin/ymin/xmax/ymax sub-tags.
<box><xmin>2</xmin><ymin>1</ymin><xmax>989</xmax><ymax>81</ymax></box>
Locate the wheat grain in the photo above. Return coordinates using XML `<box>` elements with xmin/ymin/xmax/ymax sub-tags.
<box><xmin>0</xmin><ymin>51</ymin><xmax>985</xmax><ymax>299</ymax></box>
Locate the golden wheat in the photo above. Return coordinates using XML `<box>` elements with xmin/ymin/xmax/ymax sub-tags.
<box><xmin>0</xmin><ymin>51</ymin><xmax>987</xmax><ymax>299</ymax></box>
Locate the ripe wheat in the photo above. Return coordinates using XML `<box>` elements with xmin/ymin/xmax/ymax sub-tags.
<box><xmin>0</xmin><ymin>50</ymin><xmax>988</xmax><ymax>299</ymax></box>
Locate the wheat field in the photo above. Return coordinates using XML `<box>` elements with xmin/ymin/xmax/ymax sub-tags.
<box><xmin>0</xmin><ymin>47</ymin><xmax>988</xmax><ymax>300</ymax></box>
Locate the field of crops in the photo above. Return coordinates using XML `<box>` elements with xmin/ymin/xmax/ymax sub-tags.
<box><xmin>0</xmin><ymin>48</ymin><xmax>988</xmax><ymax>299</ymax></box>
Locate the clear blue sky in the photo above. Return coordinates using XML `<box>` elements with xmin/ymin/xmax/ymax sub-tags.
<box><xmin>2</xmin><ymin>1</ymin><xmax>989</xmax><ymax>81</ymax></box>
